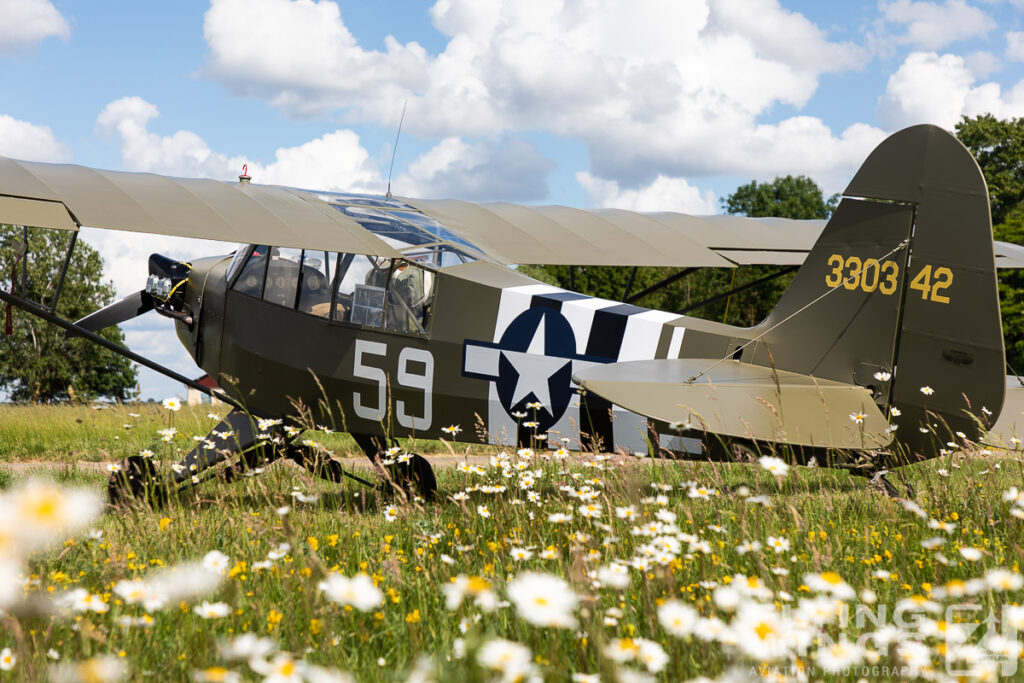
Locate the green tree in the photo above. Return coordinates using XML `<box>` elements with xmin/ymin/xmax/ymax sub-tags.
<box><xmin>522</xmin><ymin>175</ymin><xmax>836</xmax><ymax>326</ymax></box>
<box><xmin>984</xmin><ymin>206</ymin><xmax>1024</xmax><ymax>375</ymax></box>
<box><xmin>0</xmin><ymin>225</ymin><xmax>138</xmax><ymax>402</ymax></box>
<box><xmin>955</xmin><ymin>115</ymin><xmax>1024</xmax><ymax>372</ymax></box>
<box><xmin>955</xmin><ymin>115</ymin><xmax>1024</xmax><ymax>225</ymax></box>
<box><xmin>704</xmin><ymin>175</ymin><xmax>838</xmax><ymax>325</ymax></box>
<box><xmin>721</xmin><ymin>174</ymin><xmax>839</xmax><ymax>220</ymax></box>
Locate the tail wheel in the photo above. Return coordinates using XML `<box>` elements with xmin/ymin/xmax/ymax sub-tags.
<box><xmin>383</xmin><ymin>454</ymin><xmax>437</xmax><ymax>502</ymax></box>
<box><xmin>107</xmin><ymin>455</ymin><xmax>167</xmax><ymax>507</ymax></box>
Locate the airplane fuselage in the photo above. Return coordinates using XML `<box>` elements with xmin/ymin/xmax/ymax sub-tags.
<box><xmin>179</xmin><ymin>254</ymin><xmax>749</xmax><ymax>456</ymax></box>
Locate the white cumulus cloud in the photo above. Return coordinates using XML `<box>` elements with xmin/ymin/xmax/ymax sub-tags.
<box><xmin>576</xmin><ymin>172</ymin><xmax>717</xmax><ymax>214</ymax></box>
<box><xmin>203</xmin><ymin>0</ymin><xmax>429</xmax><ymax>119</ymax></box>
<box><xmin>201</xmin><ymin>0</ymin><xmax>872</xmax><ymax>187</ymax></box>
<box><xmin>1007</xmin><ymin>31</ymin><xmax>1024</xmax><ymax>62</ymax></box>
<box><xmin>879</xmin><ymin>0</ymin><xmax>995</xmax><ymax>51</ymax></box>
<box><xmin>97</xmin><ymin>95</ymin><xmax>557</xmax><ymax>202</ymax></box>
<box><xmin>877</xmin><ymin>51</ymin><xmax>1024</xmax><ymax>130</ymax></box>
<box><xmin>96</xmin><ymin>95</ymin><xmax>383</xmax><ymax>192</ymax></box>
<box><xmin>0</xmin><ymin>0</ymin><xmax>70</xmax><ymax>56</ymax></box>
<box><xmin>0</xmin><ymin>114</ymin><xmax>68</xmax><ymax>161</ymax></box>
<box><xmin>395</xmin><ymin>136</ymin><xmax>554</xmax><ymax>201</ymax></box>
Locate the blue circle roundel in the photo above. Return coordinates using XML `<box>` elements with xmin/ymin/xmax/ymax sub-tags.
<box><xmin>495</xmin><ymin>308</ymin><xmax>577</xmax><ymax>432</ymax></box>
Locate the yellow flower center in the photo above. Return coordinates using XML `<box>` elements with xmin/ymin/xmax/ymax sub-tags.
<box><xmin>821</xmin><ymin>572</ymin><xmax>842</xmax><ymax>585</ymax></box>
<box><xmin>755</xmin><ymin>622</ymin><xmax>774</xmax><ymax>640</ymax></box>
<box><xmin>23</xmin><ymin>492</ymin><xmax>61</xmax><ymax>525</ymax></box>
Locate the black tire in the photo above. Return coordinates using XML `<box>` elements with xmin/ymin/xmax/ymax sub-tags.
<box><xmin>107</xmin><ymin>455</ymin><xmax>167</xmax><ymax>507</ymax></box>
<box><xmin>383</xmin><ymin>454</ymin><xmax>437</xmax><ymax>502</ymax></box>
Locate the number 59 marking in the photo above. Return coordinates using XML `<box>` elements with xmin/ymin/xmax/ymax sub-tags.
<box><xmin>353</xmin><ymin>339</ymin><xmax>434</xmax><ymax>430</ymax></box>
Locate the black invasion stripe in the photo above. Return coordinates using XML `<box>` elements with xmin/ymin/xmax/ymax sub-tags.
<box><xmin>530</xmin><ymin>291</ymin><xmax>589</xmax><ymax>310</ymax></box>
<box><xmin>655</xmin><ymin>324</ymin><xmax>675</xmax><ymax>359</ymax></box>
<box><xmin>580</xmin><ymin>393</ymin><xmax>614</xmax><ymax>454</ymax></box>
<box><xmin>580</xmin><ymin>304</ymin><xmax>646</xmax><ymax>451</ymax></box>
<box><xmin>585</xmin><ymin>304</ymin><xmax>643</xmax><ymax>358</ymax></box>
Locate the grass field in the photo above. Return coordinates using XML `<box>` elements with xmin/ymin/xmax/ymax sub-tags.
<box><xmin>1</xmin><ymin>403</ymin><xmax>1024</xmax><ymax>681</ymax></box>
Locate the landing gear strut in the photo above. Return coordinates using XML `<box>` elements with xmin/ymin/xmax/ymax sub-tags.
<box><xmin>105</xmin><ymin>410</ymin><xmax>437</xmax><ymax>506</ymax></box>
<box><xmin>864</xmin><ymin>469</ymin><xmax>915</xmax><ymax>498</ymax></box>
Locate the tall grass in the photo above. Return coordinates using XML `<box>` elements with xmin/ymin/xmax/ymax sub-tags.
<box><xmin>1</xmin><ymin>407</ymin><xmax>1023</xmax><ymax>681</ymax></box>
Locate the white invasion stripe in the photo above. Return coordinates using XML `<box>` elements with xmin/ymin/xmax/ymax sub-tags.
<box><xmin>493</xmin><ymin>284</ymin><xmax>561</xmax><ymax>342</ymax></box>
<box><xmin>618</xmin><ymin>310</ymin><xmax>682</xmax><ymax>362</ymax></box>
<box><xmin>667</xmin><ymin>326</ymin><xmax>686</xmax><ymax>359</ymax></box>
<box><xmin>611</xmin><ymin>407</ymin><xmax>649</xmax><ymax>454</ymax></box>
<box><xmin>487</xmin><ymin>383</ymin><xmax>518</xmax><ymax>447</ymax></box>
<box><xmin>559</xmin><ymin>297</ymin><xmax>620</xmax><ymax>354</ymax></box>
<box><xmin>546</xmin><ymin>402</ymin><xmax>581</xmax><ymax>450</ymax></box>
<box><xmin>659</xmin><ymin>433</ymin><xmax>704</xmax><ymax>454</ymax></box>
<box><xmin>570</xmin><ymin>358</ymin><xmax>600</xmax><ymax>379</ymax></box>
<box><xmin>464</xmin><ymin>345</ymin><xmax>500</xmax><ymax>377</ymax></box>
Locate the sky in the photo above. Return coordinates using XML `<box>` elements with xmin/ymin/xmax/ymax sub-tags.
<box><xmin>2</xmin><ymin>0</ymin><xmax>1024</xmax><ymax>401</ymax></box>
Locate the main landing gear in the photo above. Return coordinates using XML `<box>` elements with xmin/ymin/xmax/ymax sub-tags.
<box><xmin>853</xmin><ymin>468</ymin><xmax>915</xmax><ymax>499</ymax></box>
<box><xmin>106</xmin><ymin>409</ymin><xmax>437</xmax><ymax>506</ymax></box>
<box><xmin>351</xmin><ymin>433</ymin><xmax>438</xmax><ymax>502</ymax></box>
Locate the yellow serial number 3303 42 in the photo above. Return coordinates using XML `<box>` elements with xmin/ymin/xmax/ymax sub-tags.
<box><xmin>824</xmin><ymin>254</ymin><xmax>952</xmax><ymax>303</ymax></box>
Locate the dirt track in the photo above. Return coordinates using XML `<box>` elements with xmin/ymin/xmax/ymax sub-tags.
<box><xmin>0</xmin><ymin>453</ymin><xmax>619</xmax><ymax>474</ymax></box>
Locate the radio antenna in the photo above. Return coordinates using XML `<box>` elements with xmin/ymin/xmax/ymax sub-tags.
<box><xmin>385</xmin><ymin>99</ymin><xmax>407</xmax><ymax>200</ymax></box>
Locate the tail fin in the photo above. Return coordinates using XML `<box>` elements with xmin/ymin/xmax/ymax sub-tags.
<box><xmin>747</xmin><ymin>124</ymin><xmax>1004</xmax><ymax>455</ymax></box>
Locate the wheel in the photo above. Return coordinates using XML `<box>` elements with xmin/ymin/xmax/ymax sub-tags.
<box><xmin>728</xmin><ymin>439</ymin><xmax>759</xmax><ymax>462</ymax></box>
<box><xmin>107</xmin><ymin>455</ymin><xmax>167</xmax><ymax>507</ymax></box>
<box><xmin>867</xmin><ymin>470</ymin><xmax>901</xmax><ymax>498</ymax></box>
<box><xmin>382</xmin><ymin>454</ymin><xmax>437</xmax><ymax>502</ymax></box>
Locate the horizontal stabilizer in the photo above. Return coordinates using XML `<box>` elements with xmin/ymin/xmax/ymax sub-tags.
<box><xmin>574</xmin><ymin>358</ymin><xmax>891</xmax><ymax>449</ymax></box>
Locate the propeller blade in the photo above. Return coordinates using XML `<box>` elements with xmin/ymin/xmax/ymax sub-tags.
<box><xmin>71</xmin><ymin>290</ymin><xmax>154</xmax><ymax>334</ymax></box>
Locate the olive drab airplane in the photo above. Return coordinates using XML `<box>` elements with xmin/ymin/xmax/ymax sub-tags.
<box><xmin>1</xmin><ymin>124</ymin><xmax>1020</xmax><ymax>503</ymax></box>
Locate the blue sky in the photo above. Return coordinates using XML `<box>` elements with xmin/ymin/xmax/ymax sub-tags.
<box><xmin>2</xmin><ymin>0</ymin><xmax>1024</xmax><ymax>400</ymax></box>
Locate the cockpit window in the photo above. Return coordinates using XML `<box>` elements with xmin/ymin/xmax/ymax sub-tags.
<box><xmin>333</xmin><ymin>254</ymin><xmax>390</xmax><ymax>327</ymax></box>
<box><xmin>232</xmin><ymin>245</ymin><xmax>269</xmax><ymax>297</ymax></box>
<box><xmin>263</xmin><ymin>247</ymin><xmax>303</xmax><ymax>308</ymax></box>
<box><xmin>225</xmin><ymin>245</ymin><xmax>250</xmax><ymax>284</ymax></box>
<box><xmin>228</xmin><ymin>243</ymin><xmax>432</xmax><ymax>334</ymax></box>
<box><xmin>298</xmin><ymin>250</ymin><xmax>334</xmax><ymax>318</ymax></box>
<box><xmin>403</xmin><ymin>246</ymin><xmax>474</xmax><ymax>269</ymax></box>
<box><xmin>385</xmin><ymin>260</ymin><xmax>433</xmax><ymax>334</ymax></box>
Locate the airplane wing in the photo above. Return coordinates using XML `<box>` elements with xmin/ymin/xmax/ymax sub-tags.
<box><xmin>0</xmin><ymin>156</ymin><xmax>400</xmax><ymax>257</ymax></box>
<box><xmin>574</xmin><ymin>357</ymin><xmax>892</xmax><ymax>449</ymax></box>
<box><xmin>402</xmin><ymin>197</ymin><xmax>1024</xmax><ymax>269</ymax></box>
<box><xmin>400</xmin><ymin>198</ymin><xmax>821</xmax><ymax>267</ymax></box>
<box><xmin>2</xmin><ymin>154</ymin><xmax>1020</xmax><ymax>270</ymax></box>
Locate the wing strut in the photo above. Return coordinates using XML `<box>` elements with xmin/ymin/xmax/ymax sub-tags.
<box><xmin>625</xmin><ymin>267</ymin><xmax>699</xmax><ymax>304</ymax></box>
<box><xmin>675</xmin><ymin>266</ymin><xmax>798</xmax><ymax>315</ymax></box>
<box><xmin>48</xmin><ymin>231</ymin><xmax>78</xmax><ymax>313</ymax></box>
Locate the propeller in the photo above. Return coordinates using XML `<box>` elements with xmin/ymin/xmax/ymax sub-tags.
<box><xmin>70</xmin><ymin>253</ymin><xmax>191</xmax><ymax>334</ymax></box>
<box><xmin>73</xmin><ymin>290</ymin><xmax>154</xmax><ymax>333</ymax></box>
